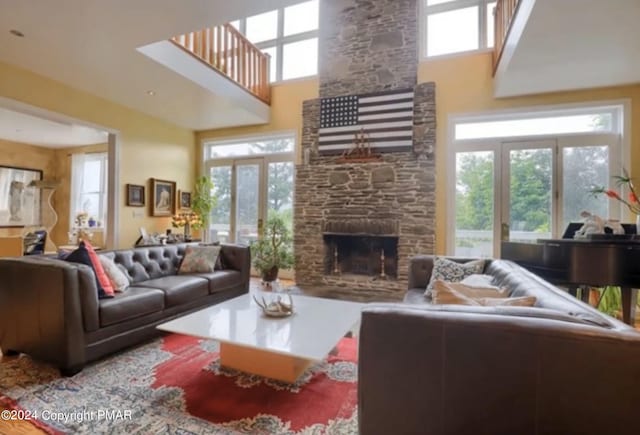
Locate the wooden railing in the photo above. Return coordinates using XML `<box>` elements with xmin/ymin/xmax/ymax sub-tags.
<box><xmin>171</xmin><ymin>24</ymin><xmax>271</xmax><ymax>104</ymax></box>
<box><xmin>493</xmin><ymin>0</ymin><xmax>521</xmax><ymax>75</ymax></box>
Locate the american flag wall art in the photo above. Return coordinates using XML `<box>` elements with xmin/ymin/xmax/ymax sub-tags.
<box><xmin>318</xmin><ymin>88</ymin><xmax>414</xmax><ymax>155</ymax></box>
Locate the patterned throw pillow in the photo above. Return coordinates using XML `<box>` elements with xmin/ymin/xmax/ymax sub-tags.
<box><xmin>178</xmin><ymin>245</ymin><xmax>221</xmax><ymax>274</ymax></box>
<box><xmin>425</xmin><ymin>257</ymin><xmax>486</xmax><ymax>296</ymax></box>
<box><xmin>99</xmin><ymin>255</ymin><xmax>130</xmax><ymax>292</ymax></box>
<box><xmin>199</xmin><ymin>242</ymin><xmax>225</xmax><ymax>270</ymax></box>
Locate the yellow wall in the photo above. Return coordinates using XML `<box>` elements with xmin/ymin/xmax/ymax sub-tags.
<box><xmin>196</xmin><ymin>78</ymin><xmax>319</xmax><ymax>165</ymax></box>
<box><xmin>418</xmin><ymin>51</ymin><xmax>640</xmax><ymax>254</ymax></box>
<box><xmin>0</xmin><ymin>61</ymin><xmax>195</xmax><ymax>248</ymax></box>
<box><xmin>0</xmin><ymin>139</ymin><xmax>56</xmax><ymax>237</ymax></box>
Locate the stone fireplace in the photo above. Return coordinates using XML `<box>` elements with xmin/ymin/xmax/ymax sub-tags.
<box><xmin>293</xmin><ymin>0</ymin><xmax>435</xmax><ymax>299</ymax></box>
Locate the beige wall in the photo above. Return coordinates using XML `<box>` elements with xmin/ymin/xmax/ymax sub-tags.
<box><xmin>196</xmin><ymin>78</ymin><xmax>319</xmax><ymax>166</ymax></box>
<box><xmin>418</xmin><ymin>51</ymin><xmax>640</xmax><ymax>254</ymax></box>
<box><xmin>0</xmin><ymin>61</ymin><xmax>195</xmax><ymax>248</ymax></box>
<box><xmin>0</xmin><ymin>139</ymin><xmax>56</xmax><ymax>237</ymax></box>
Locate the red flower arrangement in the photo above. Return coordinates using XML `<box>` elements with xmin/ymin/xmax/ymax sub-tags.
<box><xmin>591</xmin><ymin>168</ymin><xmax>640</xmax><ymax>215</ymax></box>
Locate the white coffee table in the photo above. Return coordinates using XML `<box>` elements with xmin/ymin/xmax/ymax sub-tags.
<box><xmin>157</xmin><ymin>291</ymin><xmax>364</xmax><ymax>383</ymax></box>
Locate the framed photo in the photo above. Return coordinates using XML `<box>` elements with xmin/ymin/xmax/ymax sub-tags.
<box><xmin>0</xmin><ymin>165</ymin><xmax>43</xmax><ymax>228</ymax></box>
<box><xmin>179</xmin><ymin>190</ymin><xmax>192</xmax><ymax>210</ymax></box>
<box><xmin>150</xmin><ymin>178</ymin><xmax>176</xmax><ymax>217</ymax></box>
<box><xmin>126</xmin><ymin>184</ymin><xmax>145</xmax><ymax>207</ymax></box>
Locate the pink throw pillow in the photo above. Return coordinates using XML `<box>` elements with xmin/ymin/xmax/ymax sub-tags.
<box><xmin>83</xmin><ymin>240</ymin><xmax>115</xmax><ymax>297</ymax></box>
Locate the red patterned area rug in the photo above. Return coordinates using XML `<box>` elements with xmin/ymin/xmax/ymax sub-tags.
<box><xmin>0</xmin><ymin>334</ymin><xmax>358</xmax><ymax>434</ymax></box>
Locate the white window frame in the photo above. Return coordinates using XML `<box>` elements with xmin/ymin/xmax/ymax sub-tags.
<box><xmin>420</xmin><ymin>0</ymin><xmax>497</xmax><ymax>59</ymax></box>
<box><xmin>70</xmin><ymin>152</ymin><xmax>108</xmax><ymax>230</ymax></box>
<box><xmin>446</xmin><ymin>100</ymin><xmax>631</xmax><ymax>256</ymax></box>
<box><xmin>231</xmin><ymin>1</ymin><xmax>319</xmax><ymax>83</ymax></box>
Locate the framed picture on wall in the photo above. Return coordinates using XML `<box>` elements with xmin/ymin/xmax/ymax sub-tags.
<box><xmin>126</xmin><ymin>184</ymin><xmax>145</xmax><ymax>207</ymax></box>
<box><xmin>150</xmin><ymin>178</ymin><xmax>176</xmax><ymax>217</ymax></box>
<box><xmin>179</xmin><ymin>191</ymin><xmax>191</xmax><ymax>210</ymax></box>
<box><xmin>0</xmin><ymin>165</ymin><xmax>43</xmax><ymax>228</ymax></box>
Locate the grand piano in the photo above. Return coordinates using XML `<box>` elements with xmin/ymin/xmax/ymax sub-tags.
<box><xmin>501</xmin><ymin>224</ymin><xmax>639</xmax><ymax>326</ymax></box>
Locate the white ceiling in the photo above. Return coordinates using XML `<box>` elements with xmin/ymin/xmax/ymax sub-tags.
<box><xmin>495</xmin><ymin>0</ymin><xmax>640</xmax><ymax>97</ymax></box>
<box><xmin>0</xmin><ymin>106</ymin><xmax>108</xmax><ymax>148</ymax></box>
<box><xmin>0</xmin><ymin>0</ymin><xmax>302</xmax><ymax>130</ymax></box>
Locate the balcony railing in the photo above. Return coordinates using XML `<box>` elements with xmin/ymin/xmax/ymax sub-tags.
<box><xmin>493</xmin><ymin>0</ymin><xmax>521</xmax><ymax>74</ymax></box>
<box><xmin>171</xmin><ymin>24</ymin><xmax>271</xmax><ymax>104</ymax></box>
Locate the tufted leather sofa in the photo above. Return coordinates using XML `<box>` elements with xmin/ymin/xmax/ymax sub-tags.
<box><xmin>358</xmin><ymin>255</ymin><xmax>640</xmax><ymax>435</ymax></box>
<box><xmin>0</xmin><ymin>243</ymin><xmax>250</xmax><ymax>376</ymax></box>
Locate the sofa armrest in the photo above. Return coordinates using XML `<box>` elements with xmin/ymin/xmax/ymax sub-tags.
<box><xmin>220</xmin><ymin>244</ymin><xmax>251</xmax><ymax>291</ymax></box>
<box><xmin>0</xmin><ymin>257</ymin><xmax>99</xmax><ymax>372</ymax></box>
<box><xmin>358</xmin><ymin>304</ymin><xmax>640</xmax><ymax>435</ymax></box>
<box><xmin>407</xmin><ymin>255</ymin><xmax>435</xmax><ymax>290</ymax></box>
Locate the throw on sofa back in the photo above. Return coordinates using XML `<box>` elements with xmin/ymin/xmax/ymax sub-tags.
<box><xmin>100</xmin><ymin>244</ymin><xmax>187</xmax><ymax>284</ymax></box>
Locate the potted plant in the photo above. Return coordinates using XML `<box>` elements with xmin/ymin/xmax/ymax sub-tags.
<box><xmin>251</xmin><ymin>215</ymin><xmax>294</xmax><ymax>282</ymax></box>
<box><xmin>190</xmin><ymin>176</ymin><xmax>217</xmax><ymax>241</ymax></box>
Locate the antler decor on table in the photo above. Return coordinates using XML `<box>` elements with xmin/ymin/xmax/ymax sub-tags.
<box><xmin>253</xmin><ymin>294</ymin><xmax>294</xmax><ymax>317</ymax></box>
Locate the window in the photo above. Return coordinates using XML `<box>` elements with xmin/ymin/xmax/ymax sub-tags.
<box><xmin>448</xmin><ymin>104</ymin><xmax>625</xmax><ymax>257</ymax></box>
<box><xmin>423</xmin><ymin>0</ymin><xmax>496</xmax><ymax>57</ymax></box>
<box><xmin>203</xmin><ymin>134</ymin><xmax>295</xmax><ymax>247</ymax></box>
<box><xmin>70</xmin><ymin>153</ymin><xmax>108</xmax><ymax>229</ymax></box>
<box><xmin>229</xmin><ymin>0</ymin><xmax>319</xmax><ymax>82</ymax></box>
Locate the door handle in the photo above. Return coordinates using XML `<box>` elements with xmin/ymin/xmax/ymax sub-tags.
<box><xmin>258</xmin><ymin>218</ymin><xmax>264</xmax><ymax>237</ymax></box>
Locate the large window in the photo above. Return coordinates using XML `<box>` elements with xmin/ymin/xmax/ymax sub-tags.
<box><xmin>70</xmin><ymin>152</ymin><xmax>108</xmax><ymax>230</ymax></box>
<box><xmin>203</xmin><ymin>134</ymin><xmax>295</xmax><ymax>246</ymax></box>
<box><xmin>449</xmin><ymin>104</ymin><xmax>625</xmax><ymax>257</ymax></box>
<box><xmin>423</xmin><ymin>0</ymin><xmax>496</xmax><ymax>57</ymax></box>
<box><xmin>230</xmin><ymin>0</ymin><xmax>319</xmax><ymax>82</ymax></box>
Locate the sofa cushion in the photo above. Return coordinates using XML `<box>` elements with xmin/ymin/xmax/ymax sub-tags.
<box><xmin>136</xmin><ymin>275</ymin><xmax>209</xmax><ymax>307</ymax></box>
<box><xmin>426</xmin><ymin>257</ymin><xmax>486</xmax><ymax>295</ymax></box>
<box><xmin>178</xmin><ymin>245</ymin><xmax>221</xmax><ymax>274</ymax></box>
<box><xmin>99</xmin><ymin>287</ymin><xmax>165</xmax><ymax>327</ymax></box>
<box><xmin>195</xmin><ymin>270</ymin><xmax>243</xmax><ymax>294</ymax></box>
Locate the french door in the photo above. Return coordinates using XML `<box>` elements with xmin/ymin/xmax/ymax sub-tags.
<box><xmin>206</xmin><ymin>156</ymin><xmax>294</xmax><ymax>246</ymax></box>
<box><xmin>452</xmin><ymin>135</ymin><xmax>619</xmax><ymax>257</ymax></box>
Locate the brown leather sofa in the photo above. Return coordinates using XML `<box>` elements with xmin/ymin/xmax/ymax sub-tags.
<box><xmin>359</xmin><ymin>255</ymin><xmax>640</xmax><ymax>435</ymax></box>
<box><xmin>0</xmin><ymin>243</ymin><xmax>250</xmax><ymax>376</ymax></box>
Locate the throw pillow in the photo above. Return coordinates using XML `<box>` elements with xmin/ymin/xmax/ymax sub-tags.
<box><xmin>64</xmin><ymin>242</ymin><xmax>111</xmax><ymax>299</ymax></box>
<box><xmin>200</xmin><ymin>242</ymin><xmax>225</xmax><ymax>270</ymax></box>
<box><xmin>436</xmin><ymin>280</ymin><xmax>508</xmax><ymax>299</ymax></box>
<box><xmin>479</xmin><ymin>296</ymin><xmax>537</xmax><ymax>307</ymax></box>
<box><xmin>99</xmin><ymin>255</ymin><xmax>130</xmax><ymax>292</ymax></box>
<box><xmin>431</xmin><ymin>280</ymin><xmax>481</xmax><ymax>306</ymax></box>
<box><xmin>179</xmin><ymin>245</ymin><xmax>221</xmax><ymax>274</ymax></box>
<box><xmin>83</xmin><ymin>240</ymin><xmax>115</xmax><ymax>297</ymax></box>
<box><xmin>431</xmin><ymin>280</ymin><xmax>536</xmax><ymax>307</ymax></box>
<box><xmin>425</xmin><ymin>257</ymin><xmax>486</xmax><ymax>296</ymax></box>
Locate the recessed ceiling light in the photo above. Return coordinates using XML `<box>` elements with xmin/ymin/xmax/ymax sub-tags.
<box><xmin>146</xmin><ymin>90</ymin><xmax>156</xmax><ymax>96</ymax></box>
<box><xmin>9</xmin><ymin>29</ymin><xmax>25</xmax><ymax>37</ymax></box>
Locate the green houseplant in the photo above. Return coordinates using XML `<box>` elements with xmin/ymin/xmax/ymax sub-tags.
<box><xmin>251</xmin><ymin>215</ymin><xmax>294</xmax><ymax>282</ymax></box>
<box><xmin>190</xmin><ymin>176</ymin><xmax>217</xmax><ymax>240</ymax></box>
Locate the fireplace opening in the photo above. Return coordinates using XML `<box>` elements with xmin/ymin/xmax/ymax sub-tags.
<box><xmin>323</xmin><ymin>234</ymin><xmax>398</xmax><ymax>278</ymax></box>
